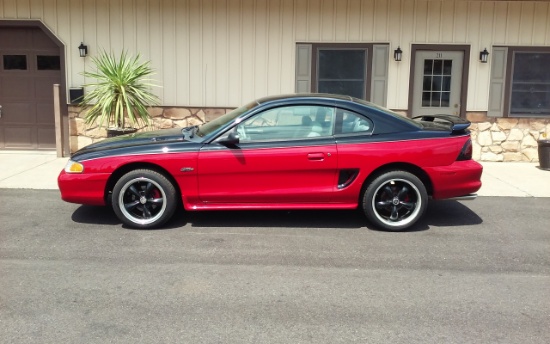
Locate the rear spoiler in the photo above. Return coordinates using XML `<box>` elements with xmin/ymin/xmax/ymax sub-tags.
<box><xmin>412</xmin><ymin>114</ymin><xmax>471</xmax><ymax>134</ymax></box>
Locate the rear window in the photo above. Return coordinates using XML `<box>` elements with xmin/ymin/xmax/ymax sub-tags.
<box><xmin>352</xmin><ymin>97</ymin><xmax>422</xmax><ymax>129</ymax></box>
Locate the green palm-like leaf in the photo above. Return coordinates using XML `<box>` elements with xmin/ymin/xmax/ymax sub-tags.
<box><xmin>80</xmin><ymin>50</ymin><xmax>160</xmax><ymax>130</ymax></box>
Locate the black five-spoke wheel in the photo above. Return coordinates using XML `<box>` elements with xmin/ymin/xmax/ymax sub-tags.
<box><xmin>112</xmin><ymin>169</ymin><xmax>177</xmax><ymax>229</ymax></box>
<box><xmin>363</xmin><ymin>170</ymin><xmax>428</xmax><ymax>231</ymax></box>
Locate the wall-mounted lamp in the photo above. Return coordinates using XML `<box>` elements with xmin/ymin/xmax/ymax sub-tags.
<box><xmin>394</xmin><ymin>46</ymin><xmax>403</xmax><ymax>62</ymax></box>
<box><xmin>78</xmin><ymin>42</ymin><xmax>88</xmax><ymax>57</ymax></box>
<box><xmin>480</xmin><ymin>48</ymin><xmax>489</xmax><ymax>63</ymax></box>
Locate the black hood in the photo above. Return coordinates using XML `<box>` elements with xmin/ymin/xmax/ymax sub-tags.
<box><xmin>79</xmin><ymin>128</ymin><xmax>185</xmax><ymax>151</ymax></box>
<box><xmin>71</xmin><ymin>128</ymin><xmax>194</xmax><ymax>161</ymax></box>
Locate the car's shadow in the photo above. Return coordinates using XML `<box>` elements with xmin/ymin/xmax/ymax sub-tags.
<box><xmin>71</xmin><ymin>200</ymin><xmax>482</xmax><ymax>232</ymax></box>
<box><xmin>417</xmin><ymin>200</ymin><xmax>484</xmax><ymax>229</ymax></box>
<box><xmin>71</xmin><ymin>205</ymin><xmax>120</xmax><ymax>226</ymax></box>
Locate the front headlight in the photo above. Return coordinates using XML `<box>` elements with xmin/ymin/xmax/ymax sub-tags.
<box><xmin>64</xmin><ymin>160</ymin><xmax>84</xmax><ymax>173</ymax></box>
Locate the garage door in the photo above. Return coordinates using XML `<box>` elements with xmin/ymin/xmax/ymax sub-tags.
<box><xmin>0</xmin><ymin>27</ymin><xmax>61</xmax><ymax>150</ymax></box>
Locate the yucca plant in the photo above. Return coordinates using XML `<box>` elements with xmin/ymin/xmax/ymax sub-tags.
<box><xmin>81</xmin><ymin>50</ymin><xmax>159</xmax><ymax>131</ymax></box>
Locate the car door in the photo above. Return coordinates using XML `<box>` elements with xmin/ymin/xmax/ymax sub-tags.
<box><xmin>197</xmin><ymin>105</ymin><xmax>338</xmax><ymax>204</ymax></box>
<box><xmin>332</xmin><ymin>108</ymin><xmax>376</xmax><ymax>204</ymax></box>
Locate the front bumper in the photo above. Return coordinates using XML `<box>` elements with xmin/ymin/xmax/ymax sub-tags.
<box><xmin>58</xmin><ymin>170</ymin><xmax>111</xmax><ymax>206</ymax></box>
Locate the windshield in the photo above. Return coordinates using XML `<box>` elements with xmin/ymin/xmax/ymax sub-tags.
<box><xmin>196</xmin><ymin>101</ymin><xmax>259</xmax><ymax>137</ymax></box>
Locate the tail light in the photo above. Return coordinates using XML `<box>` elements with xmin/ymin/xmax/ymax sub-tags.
<box><xmin>457</xmin><ymin>138</ymin><xmax>473</xmax><ymax>161</ymax></box>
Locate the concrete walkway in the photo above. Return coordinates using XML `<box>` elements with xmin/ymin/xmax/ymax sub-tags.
<box><xmin>0</xmin><ymin>151</ymin><xmax>69</xmax><ymax>190</ymax></box>
<box><xmin>0</xmin><ymin>151</ymin><xmax>548</xmax><ymax>197</ymax></box>
<box><xmin>480</xmin><ymin>161</ymin><xmax>549</xmax><ymax>197</ymax></box>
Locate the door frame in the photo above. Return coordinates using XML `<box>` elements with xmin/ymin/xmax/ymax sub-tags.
<box><xmin>408</xmin><ymin>44</ymin><xmax>470</xmax><ymax>118</ymax></box>
<box><xmin>0</xmin><ymin>20</ymin><xmax>68</xmax><ymax>155</ymax></box>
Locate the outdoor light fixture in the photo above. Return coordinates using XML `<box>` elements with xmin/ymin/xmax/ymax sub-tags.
<box><xmin>480</xmin><ymin>48</ymin><xmax>489</xmax><ymax>63</ymax></box>
<box><xmin>394</xmin><ymin>46</ymin><xmax>403</xmax><ymax>62</ymax></box>
<box><xmin>78</xmin><ymin>42</ymin><xmax>88</xmax><ymax>57</ymax></box>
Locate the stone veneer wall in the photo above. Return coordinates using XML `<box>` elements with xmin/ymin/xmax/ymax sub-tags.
<box><xmin>68</xmin><ymin>106</ymin><xmax>234</xmax><ymax>153</ymax></box>
<box><xmin>69</xmin><ymin>106</ymin><xmax>549</xmax><ymax>162</ymax></box>
<box><xmin>466</xmin><ymin>113</ymin><xmax>549</xmax><ymax>162</ymax></box>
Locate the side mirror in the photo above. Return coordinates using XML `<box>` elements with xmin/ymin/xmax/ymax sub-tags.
<box><xmin>217</xmin><ymin>129</ymin><xmax>240</xmax><ymax>147</ymax></box>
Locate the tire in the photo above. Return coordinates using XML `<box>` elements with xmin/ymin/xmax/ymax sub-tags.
<box><xmin>112</xmin><ymin>169</ymin><xmax>178</xmax><ymax>229</ymax></box>
<box><xmin>362</xmin><ymin>170</ymin><xmax>428</xmax><ymax>231</ymax></box>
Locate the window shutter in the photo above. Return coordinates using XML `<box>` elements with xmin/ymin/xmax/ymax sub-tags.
<box><xmin>371</xmin><ymin>45</ymin><xmax>389</xmax><ymax>106</ymax></box>
<box><xmin>295</xmin><ymin>44</ymin><xmax>312</xmax><ymax>93</ymax></box>
<box><xmin>488</xmin><ymin>47</ymin><xmax>508</xmax><ymax>117</ymax></box>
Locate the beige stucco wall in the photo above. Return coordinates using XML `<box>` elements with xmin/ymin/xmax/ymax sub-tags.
<box><xmin>3</xmin><ymin>0</ymin><xmax>550</xmax><ymax>111</ymax></box>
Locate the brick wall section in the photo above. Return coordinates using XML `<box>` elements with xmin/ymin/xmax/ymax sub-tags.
<box><xmin>68</xmin><ymin>106</ymin><xmax>550</xmax><ymax>162</ymax></box>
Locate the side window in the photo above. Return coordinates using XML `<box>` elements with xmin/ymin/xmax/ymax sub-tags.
<box><xmin>337</xmin><ymin>109</ymin><xmax>373</xmax><ymax>135</ymax></box>
<box><xmin>237</xmin><ymin>105</ymin><xmax>335</xmax><ymax>142</ymax></box>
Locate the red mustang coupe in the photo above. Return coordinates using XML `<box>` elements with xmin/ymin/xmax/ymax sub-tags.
<box><xmin>59</xmin><ymin>94</ymin><xmax>482</xmax><ymax>231</ymax></box>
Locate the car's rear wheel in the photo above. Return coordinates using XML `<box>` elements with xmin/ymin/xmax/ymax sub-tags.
<box><xmin>112</xmin><ymin>169</ymin><xmax>177</xmax><ymax>229</ymax></box>
<box><xmin>362</xmin><ymin>170</ymin><xmax>428</xmax><ymax>231</ymax></box>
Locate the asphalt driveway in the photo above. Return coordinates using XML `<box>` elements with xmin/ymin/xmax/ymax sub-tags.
<box><xmin>1</xmin><ymin>189</ymin><xmax>549</xmax><ymax>344</ymax></box>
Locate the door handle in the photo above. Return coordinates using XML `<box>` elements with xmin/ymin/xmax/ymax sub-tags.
<box><xmin>0</xmin><ymin>105</ymin><xmax>2</xmax><ymax>118</ymax></box>
<box><xmin>307</xmin><ymin>153</ymin><xmax>325</xmax><ymax>161</ymax></box>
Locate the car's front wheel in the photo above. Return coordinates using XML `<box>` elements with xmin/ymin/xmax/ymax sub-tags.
<box><xmin>112</xmin><ymin>169</ymin><xmax>177</xmax><ymax>229</ymax></box>
<box><xmin>362</xmin><ymin>170</ymin><xmax>428</xmax><ymax>231</ymax></box>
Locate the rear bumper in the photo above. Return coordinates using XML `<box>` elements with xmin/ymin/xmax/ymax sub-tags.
<box><xmin>58</xmin><ymin>171</ymin><xmax>110</xmax><ymax>206</ymax></box>
<box><xmin>426</xmin><ymin>160</ymin><xmax>483</xmax><ymax>200</ymax></box>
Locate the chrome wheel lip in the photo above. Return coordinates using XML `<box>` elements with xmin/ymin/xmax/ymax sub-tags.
<box><xmin>371</xmin><ymin>178</ymin><xmax>422</xmax><ymax>228</ymax></box>
<box><xmin>118</xmin><ymin>177</ymin><xmax>167</xmax><ymax>226</ymax></box>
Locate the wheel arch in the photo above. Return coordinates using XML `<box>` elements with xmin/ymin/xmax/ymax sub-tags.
<box><xmin>360</xmin><ymin>162</ymin><xmax>434</xmax><ymax>202</ymax></box>
<box><xmin>104</xmin><ymin>162</ymin><xmax>182</xmax><ymax>205</ymax></box>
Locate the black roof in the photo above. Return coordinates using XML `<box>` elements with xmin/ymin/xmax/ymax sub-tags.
<box><xmin>256</xmin><ymin>93</ymin><xmax>354</xmax><ymax>104</ymax></box>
